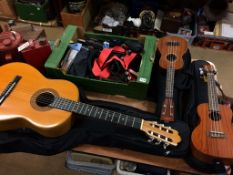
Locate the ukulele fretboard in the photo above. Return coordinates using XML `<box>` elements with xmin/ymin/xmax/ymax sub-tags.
<box><xmin>207</xmin><ymin>73</ymin><xmax>219</xmax><ymax>112</ymax></box>
<box><xmin>165</xmin><ymin>66</ymin><xmax>175</xmax><ymax>98</ymax></box>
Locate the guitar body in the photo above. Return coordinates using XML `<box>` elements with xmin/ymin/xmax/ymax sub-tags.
<box><xmin>157</xmin><ymin>35</ymin><xmax>187</xmax><ymax>70</ymax></box>
<box><xmin>0</xmin><ymin>62</ymin><xmax>79</xmax><ymax>137</ymax></box>
<box><xmin>192</xmin><ymin>103</ymin><xmax>233</xmax><ymax>164</ymax></box>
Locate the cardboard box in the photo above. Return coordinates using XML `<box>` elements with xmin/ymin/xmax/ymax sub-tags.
<box><xmin>45</xmin><ymin>25</ymin><xmax>156</xmax><ymax>99</ymax></box>
<box><xmin>0</xmin><ymin>0</ymin><xmax>16</xmax><ymax>18</ymax></box>
<box><xmin>60</xmin><ymin>0</ymin><xmax>92</xmax><ymax>30</ymax></box>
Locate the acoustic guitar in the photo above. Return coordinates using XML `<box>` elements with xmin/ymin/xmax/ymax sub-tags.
<box><xmin>191</xmin><ymin>64</ymin><xmax>233</xmax><ymax>164</ymax></box>
<box><xmin>157</xmin><ymin>35</ymin><xmax>188</xmax><ymax>122</ymax></box>
<box><xmin>0</xmin><ymin>62</ymin><xmax>181</xmax><ymax>148</ymax></box>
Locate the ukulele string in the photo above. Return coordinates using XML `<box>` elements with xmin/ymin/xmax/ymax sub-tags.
<box><xmin>207</xmin><ymin>71</ymin><xmax>216</xmax><ymax>153</ymax></box>
<box><xmin>208</xmin><ymin>70</ymin><xmax>216</xmax><ymax>136</ymax></box>
<box><xmin>211</xmin><ymin>68</ymin><xmax>222</xmax><ymax>134</ymax></box>
<box><xmin>210</xmin><ymin>70</ymin><xmax>219</xmax><ymax>134</ymax></box>
<box><xmin>163</xmin><ymin>37</ymin><xmax>173</xmax><ymax>116</ymax></box>
<box><xmin>210</xmin><ymin>69</ymin><xmax>221</xmax><ymax>152</ymax></box>
<box><xmin>169</xmin><ymin>39</ymin><xmax>175</xmax><ymax>117</ymax></box>
<box><xmin>208</xmin><ymin>65</ymin><xmax>220</xmax><ymax>143</ymax></box>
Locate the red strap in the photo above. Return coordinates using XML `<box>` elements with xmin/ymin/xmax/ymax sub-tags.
<box><xmin>92</xmin><ymin>46</ymin><xmax>138</xmax><ymax>79</ymax></box>
<box><xmin>96</xmin><ymin>46</ymin><xmax>125</xmax><ymax>67</ymax></box>
<box><xmin>92</xmin><ymin>59</ymin><xmax>111</xmax><ymax>79</ymax></box>
<box><xmin>123</xmin><ymin>52</ymin><xmax>137</xmax><ymax>69</ymax></box>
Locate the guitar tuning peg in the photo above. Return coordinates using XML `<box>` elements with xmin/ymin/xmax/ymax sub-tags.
<box><xmin>153</xmin><ymin>140</ymin><xmax>162</xmax><ymax>145</ymax></box>
<box><xmin>163</xmin><ymin>143</ymin><xmax>169</xmax><ymax>149</ymax></box>
<box><xmin>147</xmin><ymin>138</ymin><xmax>154</xmax><ymax>143</ymax></box>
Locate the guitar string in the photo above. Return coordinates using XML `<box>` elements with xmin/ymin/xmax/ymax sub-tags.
<box><xmin>0</xmin><ymin>81</ymin><xmax>146</xmax><ymax>126</ymax></box>
<box><xmin>0</xmin><ymin>86</ymin><xmax>176</xmax><ymax>140</ymax></box>
<box><xmin>0</xmin><ymin>87</ymin><xmax>144</xmax><ymax>126</ymax></box>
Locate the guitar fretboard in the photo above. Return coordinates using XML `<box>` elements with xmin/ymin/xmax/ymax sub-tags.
<box><xmin>49</xmin><ymin>97</ymin><xmax>142</xmax><ymax>129</ymax></box>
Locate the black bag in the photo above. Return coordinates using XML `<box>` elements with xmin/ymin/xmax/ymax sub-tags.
<box><xmin>184</xmin><ymin>60</ymin><xmax>227</xmax><ymax>174</ymax></box>
<box><xmin>150</xmin><ymin>47</ymin><xmax>192</xmax><ymax>121</ymax></box>
<box><xmin>0</xmin><ymin>86</ymin><xmax>190</xmax><ymax>157</ymax></box>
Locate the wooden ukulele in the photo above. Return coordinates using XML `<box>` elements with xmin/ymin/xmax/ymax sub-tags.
<box><xmin>157</xmin><ymin>36</ymin><xmax>188</xmax><ymax>122</ymax></box>
<box><xmin>191</xmin><ymin>64</ymin><xmax>233</xmax><ymax>164</ymax></box>
<box><xmin>0</xmin><ymin>63</ymin><xmax>181</xmax><ymax>148</ymax></box>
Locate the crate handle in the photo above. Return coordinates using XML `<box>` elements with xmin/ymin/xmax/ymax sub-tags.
<box><xmin>54</xmin><ymin>38</ymin><xmax>61</xmax><ymax>47</ymax></box>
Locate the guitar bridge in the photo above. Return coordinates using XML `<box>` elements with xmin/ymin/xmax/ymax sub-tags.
<box><xmin>209</xmin><ymin>131</ymin><xmax>225</xmax><ymax>138</ymax></box>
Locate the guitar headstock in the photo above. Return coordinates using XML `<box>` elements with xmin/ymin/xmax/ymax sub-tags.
<box><xmin>140</xmin><ymin>120</ymin><xmax>181</xmax><ymax>149</ymax></box>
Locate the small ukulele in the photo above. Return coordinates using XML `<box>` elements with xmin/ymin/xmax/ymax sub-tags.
<box><xmin>191</xmin><ymin>64</ymin><xmax>233</xmax><ymax>164</ymax></box>
<box><xmin>0</xmin><ymin>63</ymin><xmax>181</xmax><ymax>148</ymax></box>
<box><xmin>157</xmin><ymin>36</ymin><xmax>188</xmax><ymax>122</ymax></box>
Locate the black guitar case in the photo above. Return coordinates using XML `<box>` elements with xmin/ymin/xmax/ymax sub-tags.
<box><xmin>184</xmin><ymin>60</ymin><xmax>227</xmax><ymax>174</ymax></box>
<box><xmin>0</xmin><ymin>85</ymin><xmax>190</xmax><ymax>158</ymax></box>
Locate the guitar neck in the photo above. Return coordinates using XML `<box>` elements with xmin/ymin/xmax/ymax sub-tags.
<box><xmin>49</xmin><ymin>97</ymin><xmax>142</xmax><ymax>129</ymax></box>
<box><xmin>165</xmin><ymin>66</ymin><xmax>175</xmax><ymax>98</ymax></box>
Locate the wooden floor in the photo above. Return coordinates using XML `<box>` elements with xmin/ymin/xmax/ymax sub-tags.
<box><xmin>1</xmin><ymin>21</ymin><xmax>233</xmax><ymax>175</ymax></box>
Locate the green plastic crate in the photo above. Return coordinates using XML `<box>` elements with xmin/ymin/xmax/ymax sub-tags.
<box><xmin>45</xmin><ymin>25</ymin><xmax>156</xmax><ymax>99</ymax></box>
<box><xmin>14</xmin><ymin>0</ymin><xmax>54</xmax><ymax>22</ymax></box>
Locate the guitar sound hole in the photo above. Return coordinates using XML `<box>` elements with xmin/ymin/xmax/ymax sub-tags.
<box><xmin>167</xmin><ymin>54</ymin><xmax>176</xmax><ymax>61</ymax></box>
<box><xmin>36</xmin><ymin>92</ymin><xmax>55</xmax><ymax>107</ymax></box>
<box><xmin>209</xmin><ymin>111</ymin><xmax>221</xmax><ymax>121</ymax></box>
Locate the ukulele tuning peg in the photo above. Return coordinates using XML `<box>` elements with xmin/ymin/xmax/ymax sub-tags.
<box><xmin>200</xmin><ymin>70</ymin><xmax>204</xmax><ymax>75</ymax></box>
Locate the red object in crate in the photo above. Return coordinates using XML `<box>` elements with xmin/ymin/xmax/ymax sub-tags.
<box><xmin>21</xmin><ymin>39</ymin><xmax>52</xmax><ymax>72</ymax></box>
<box><xmin>0</xmin><ymin>31</ymin><xmax>23</xmax><ymax>64</ymax></box>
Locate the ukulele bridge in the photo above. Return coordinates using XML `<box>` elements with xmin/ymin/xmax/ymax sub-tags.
<box><xmin>209</xmin><ymin>131</ymin><xmax>225</xmax><ymax>138</ymax></box>
<box><xmin>0</xmin><ymin>75</ymin><xmax>21</xmax><ymax>105</ymax></box>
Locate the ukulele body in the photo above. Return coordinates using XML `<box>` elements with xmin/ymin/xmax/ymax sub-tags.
<box><xmin>157</xmin><ymin>35</ymin><xmax>188</xmax><ymax>70</ymax></box>
<box><xmin>192</xmin><ymin>103</ymin><xmax>233</xmax><ymax>164</ymax></box>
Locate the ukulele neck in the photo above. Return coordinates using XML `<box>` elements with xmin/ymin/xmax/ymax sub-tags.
<box><xmin>49</xmin><ymin>97</ymin><xmax>142</xmax><ymax>129</ymax></box>
<box><xmin>207</xmin><ymin>73</ymin><xmax>219</xmax><ymax>112</ymax></box>
<box><xmin>165</xmin><ymin>66</ymin><xmax>175</xmax><ymax>98</ymax></box>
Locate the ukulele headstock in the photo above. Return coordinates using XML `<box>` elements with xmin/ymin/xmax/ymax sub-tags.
<box><xmin>141</xmin><ymin>120</ymin><xmax>181</xmax><ymax>149</ymax></box>
<box><xmin>202</xmin><ymin>64</ymin><xmax>216</xmax><ymax>74</ymax></box>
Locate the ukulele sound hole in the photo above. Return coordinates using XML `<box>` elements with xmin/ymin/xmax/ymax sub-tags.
<box><xmin>167</xmin><ymin>54</ymin><xmax>176</xmax><ymax>62</ymax></box>
<box><xmin>36</xmin><ymin>92</ymin><xmax>55</xmax><ymax>107</ymax></box>
<box><xmin>209</xmin><ymin>111</ymin><xmax>221</xmax><ymax>121</ymax></box>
